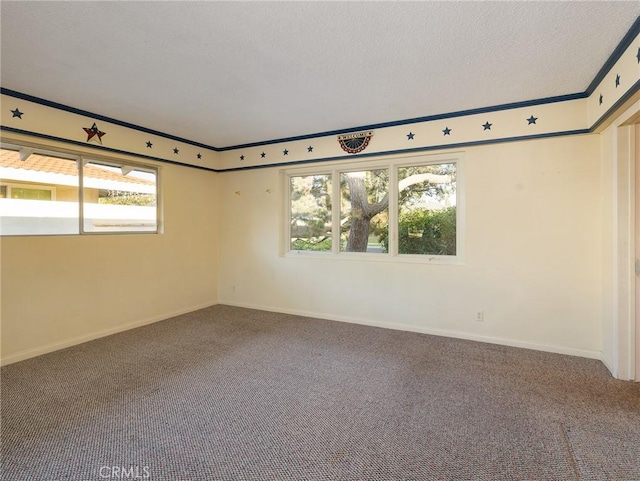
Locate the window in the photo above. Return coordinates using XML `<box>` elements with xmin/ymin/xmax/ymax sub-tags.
<box><xmin>285</xmin><ymin>154</ymin><xmax>461</xmax><ymax>262</ymax></box>
<box><xmin>290</xmin><ymin>174</ymin><xmax>332</xmax><ymax>251</ymax></box>
<box><xmin>83</xmin><ymin>161</ymin><xmax>157</xmax><ymax>233</ymax></box>
<box><xmin>0</xmin><ymin>144</ymin><xmax>159</xmax><ymax>236</ymax></box>
<box><xmin>397</xmin><ymin>163</ymin><xmax>456</xmax><ymax>256</ymax></box>
<box><xmin>340</xmin><ymin>169</ymin><xmax>388</xmax><ymax>253</ymax></box>
<box><xmin>0</xmin><ymin>148</ymin><xmax>79</xmax><ymax>235</ymax></box>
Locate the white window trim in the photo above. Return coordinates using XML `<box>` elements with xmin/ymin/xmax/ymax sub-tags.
<box><xmin>282</xmin><ymin>151</ymin><xmax>465</xmax><ymax>265</ymax></box>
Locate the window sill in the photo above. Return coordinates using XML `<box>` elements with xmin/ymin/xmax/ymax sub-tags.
<box><xmin>284</xmin><ymin>250</ymin><xmax>464</xmax><ymax>265</ymax></box>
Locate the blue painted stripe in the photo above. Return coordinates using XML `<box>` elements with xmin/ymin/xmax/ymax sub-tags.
<box><xmin>590</xmin><ymin>78</ymin><xmax>640</xmax><ymax>132</ymax></box>
<box><xmin>218</xmin><ymin>93</ymin><xmax>587</xmax><ymax>151</ymax></box>
<box><xmin>585</xmin><ymin>15</ymin><xmax>640</xmax><ymax>96</ymax></box>
<box><xmin>217</xmin><ymin>130</ymin><xmax>591</xmax><ymax>172</ymax></box>
<box><xmin>0</xmin><ymin>88</ymin><xmax>222</xmax><ymax>152</ymax></box>
<box><xmin>2</xmin><ymin>88</ymin><xmax>588</xmax><ymax>153</ymax></box>
<box><xmin>0</xmin><ymin>126</ymin><xmax>219</xmax><ymax>172</ymax></box>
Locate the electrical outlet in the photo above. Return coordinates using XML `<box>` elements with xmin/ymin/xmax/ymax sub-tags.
<box><xmin>475</xmin><ymin>311</ymin><xmax>484</xmax><ymax>322</ymax></box>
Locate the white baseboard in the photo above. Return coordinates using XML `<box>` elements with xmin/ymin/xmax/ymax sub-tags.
<box><xmin>219</xmin><ymin>299</ymin><xmax>602</xmax><ymax>361</ymax></box>
<box><xmin>3</xmin><ymin>299</ymin><xmax>602</xmax><ymax>366</ymax></box>
<box><xmin>1</xmin><ymin>300</ymin><xmax>219</xmax><ymax>366</ymax></box>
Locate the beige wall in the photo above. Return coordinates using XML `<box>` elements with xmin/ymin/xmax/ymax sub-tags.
<box><xmin>0</xmin><ymin>125</ymin><xmax>626</xmax><ymax>368</ymax></box>
<box><xmin>1</xmin><ymin>160</ymin><xmax>219</xmax><ymax>364</ymax></box>
<box><xmin>218</xmin><ymin>134</ymin><xmax>603</xmax><ymax>358</ymax></box>
<box><xmin>1</xmin><ymin>29</ymin><xmax>636</xmax><ymax>368</ymax></box>
<box><xmin>0</xmin><ymin>133</ymin><xmax>606</xmax><ymax>365</ymax></box>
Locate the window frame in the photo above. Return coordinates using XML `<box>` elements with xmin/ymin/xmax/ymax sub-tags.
<box><xmin>288</xmin><ymin>171</ymin><xmax>334</xmax><ymax>253</ymax></box>
<box><xmin>338</xmin><ymin>167</ymin><xmax>390</xmax><ymax>255</ymax></box>
<box><xmin>283</xmin><ymin>151</ymin><xmax>464</xmax><ymax>265</ymax></box>
<box><xmin>0</xmin><ymin>142</ymin><xmax>162</xmax><ymax>237</ymax></box>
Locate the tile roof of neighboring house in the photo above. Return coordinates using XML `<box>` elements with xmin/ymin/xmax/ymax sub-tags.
<box><xmin>0</xmin><ymin>149</ymin><xmax>153</xmax><ymax>186</ymax></box>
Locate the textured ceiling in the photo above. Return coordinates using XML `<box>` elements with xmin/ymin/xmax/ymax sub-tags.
<box><xmin>1</xmin><ymin>1</ymin><xmax>639</xmax><ymax>148</ymax></box>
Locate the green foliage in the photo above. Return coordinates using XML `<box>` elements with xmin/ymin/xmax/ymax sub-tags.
<box><xmin>289</xmin><ymin>165</ymin><xmax>456</xmax><ymax>254</ymax></box>
<box><xmin>340</xmin><ymin>169</ymin><xmax>389</xmax><ymax>205</ymax></box>
<box><xmin>380</xmin><ymin>206</ymin><xmax>456</xmax><ymax>255</ymax></box>
<box><xmin>290</xmin><ymin>175</ymin><xmax>332</xmax><ymax>251</ymax></box>
<box><xmin>398</xmin><ymin>163</ymin><xmax>456</xmax><ymax>208</ymax></box>
<box><xmin>99</xmin><ymin>190</ymin><xmax>156</xmax><ymax>206</ymax></box>
<box><xmin>291</xmin><ymin>237</ymin><xmax>332</xmax><ymax>251</ymax></box>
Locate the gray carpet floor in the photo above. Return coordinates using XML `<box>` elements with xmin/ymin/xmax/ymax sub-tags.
<box><xmin>1</xmin><ymin>305</ymin><xmax>639</xmax><ymax>481</ymax></box>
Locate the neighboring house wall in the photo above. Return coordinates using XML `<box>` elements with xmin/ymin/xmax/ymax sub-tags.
<box><xmin>84</xmin><ymin>188</ymin><xmax>98</xmax><ymax>203</ymax></box>
<box><xmin>0</xmin><ymin>179</ymin><xmax>98</xmax><ymax>202</ymax></box>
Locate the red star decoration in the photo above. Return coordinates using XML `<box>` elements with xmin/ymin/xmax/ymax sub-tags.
<box><xmin>83</xmin><ymin>122</ymin><xmax>106</xmax><ymax>144</ymax></box>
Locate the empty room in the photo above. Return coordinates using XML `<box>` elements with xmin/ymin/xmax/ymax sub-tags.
<box><xmin>1</xmin><ymin>2</ymin><xmax>640</xmax><ymax>480</ymax></box>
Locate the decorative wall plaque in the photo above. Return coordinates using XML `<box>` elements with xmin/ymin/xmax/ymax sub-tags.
<box><xmin>337</xmin><ymin>131</ymin><xmax>373</xmax><ymax>154</ymax></box>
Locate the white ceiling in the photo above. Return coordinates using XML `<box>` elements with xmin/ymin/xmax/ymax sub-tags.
<box><xmin>1</xmin><ymin>1</ymin><xmax>639</xmax><ymax>148</ymax></box>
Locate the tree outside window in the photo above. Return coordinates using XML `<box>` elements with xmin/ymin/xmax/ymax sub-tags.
<box><xmin>288</xmin><ymin>158</ymin><xmax>458</xmax><ymax>258</ymax></box>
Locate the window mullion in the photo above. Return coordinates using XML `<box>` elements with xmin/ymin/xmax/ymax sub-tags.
<box><xmin>282</xmin><ymin>172</ymin><xmax>290</xmax><ymax>255</ymax></box>
<box><xmin>78</xmin><ymin>157</ymin><xmax>85</xmax><ymax>234</ymax></box>
<box><xmin>389</xmin><ymin>164</ymin><xmax>398</xmax><ymax>256</ymax></box>
<box><xmin>331</xmin><ymin>169</ymin><xmax>340</xmax><ymax>254</ymax></box>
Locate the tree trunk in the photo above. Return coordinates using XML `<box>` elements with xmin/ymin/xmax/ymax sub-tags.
<box><xmin>344</xmin><ymin>171</ymin><xmax>450</xmax><ymax>252</ymax></box>
<box><xmin>347</xmin><ymin>214</ymin><xmax>371</xmax><ymax>251</ymax></box>
<box><xmin>346</xmin><ymin>176</ymin><xmax>368</xmax><ymax>251</ymax></box>
<box><xmin>345</xmin><ymin>175</ymin><xmax>388</xmax><ymax>252</ymax></box>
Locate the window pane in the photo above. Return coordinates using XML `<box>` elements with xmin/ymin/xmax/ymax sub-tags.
<box><xmin>0</xmin><ymin>148</ymin><xmax>79</xmax><ymax>235</ymax></box>
<box><xmin>290</xmin><ymin>174</ymin><xmax>332</xmax><ymax>251</ymax></box>
<box><xmin>397</xmin><ymin>163</ymin><xmax>456</xmax><ymax>255</ymax></box>
<box><xmin>10</xmin><ymin>187</ymin><xmax>52</xmax><ymax>200</ymax></box>
<box><xmin>340</xmin><ymin>169</ymin><xmax>389</xmax><ymax>253</ymax></box>
<box><xmin>83</xmin><ymin>162</ymin><xmax>158</xmax><ymax>233</ymax></box>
